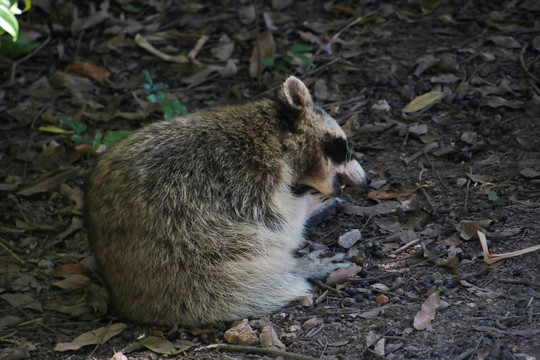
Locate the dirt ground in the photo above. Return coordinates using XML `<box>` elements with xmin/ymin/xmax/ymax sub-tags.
<box><xmin>1</xmin><ymin>1</ymin><xmax>539</xmax><ymax>359</ymax></box>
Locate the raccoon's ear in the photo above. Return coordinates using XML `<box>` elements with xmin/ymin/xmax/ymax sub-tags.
<box><xmin>280</xmin><ymin>76</ymin><xmax>313</xmax><ymax>111</ymax></box>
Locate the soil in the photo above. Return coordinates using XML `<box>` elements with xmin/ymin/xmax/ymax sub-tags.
<box><xmin>1</xmin><ymin>1</ymin><xmax>539</xmax><ymax>359</ymax></box>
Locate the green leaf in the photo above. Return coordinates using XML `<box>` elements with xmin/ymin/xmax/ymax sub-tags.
<box><xmin>103</xmin><ymin>130</ymin><xmax>132</xmax><ymax>148</ymax></box>
<box><xmin>488</xmin><ymin>190</ymin><xmax>499</xmax><ymax>201</ymax></box>
<box><xmin>121</xmin><ymin>4</ymin><xmax>140</xmax><ymax>13</ymax></box>
<box><xmin>171</xmin><ymin>100</ymin><xmax>187</xmax><ymax>115</ymax></box>
<box><xmin>143</xmin><ymin>70</ymin><xmax>152</xmax><ymax>86</ymax></box>
<box><xmin>73</xmin><ymin>120</ymin><xmax>87</xmax><ymax>134</ymax></box>
<box><xmin>0</xmin><ymin>3</ymin><xmax>19</xmax><ymax>40</ymax></box>
<box><xmin>163</xmin><ymin>104</ymin><xmax>174</xmax><ymax>120</ymax></box>
<box><xmin>58</xmin><ymin>115</ymin><xmax>75</xmax><ymax>130</ymax></box>
<box><xmin>147</xmin><ymin>93</ymin><xmax>158</xmax><ymax>103</ymax></box>
<box><xmin>261</xmin><ymin>57</ymin><xmax>274</xmax><ymax>66</ymax></box>
<box><xmin>153</xmin><ymin>82</ymin><xmax>168</xmax><ymax>93</ymax></box>
<box><xmin>71</xmin><ymin>134</ymin><xmax>84</xmax><ymax>143</ymax></box>
<box><xmin>293</xmin><ymin>52</ymin><xmax>314</xmax><ymax>66</ymax></box>
<box><xmin>0</xmin><ymin>34</ymin><xmax>40</xmax><ymax>58</ymax></box>
<box><xmin>22</xmin><ymin>0</ymin><xmax>31</xmax><ymax>12</ymax></box>
<box><xmin>276</xmin><ymin>63</ymin><xmax>289</xmax><ymax>72</ymax></box>
<box><xmin>282</xmin><ymin>55</ymin><xmax>294</xmax><ymax>63</ymax></box>
<box><xmin>290</xmin><ymin>43</ymin><xmax>312</xmax><ymax>53</ymax></box>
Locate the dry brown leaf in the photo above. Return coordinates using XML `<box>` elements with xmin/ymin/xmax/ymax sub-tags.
<box><xmin>478</xmin><ymin>230</ymin><xmax>540</xmax><ymax>264</ymax></box>
<box><xmin>53</xmin><ymin>274</ymin><xmax>90</xmax><ymax>289</ymax></box>
<box><xmin>224</xmin><ymin>319</ymin><xmax>258</xmax><ymax>345</ymax></box>
<box><xmin>374</xmin><ymin>217</ymin><xmax>402</xmax><ymax>233</ymax></box>
<box><xmin>466</xmin><ymin>173</ymin><xmax>493</xmax><ymax>184</ymax></box>
<box><xmin>489</xmin><ymin>35</ymin><xmax>521</xmax><ymax>49</ymax></box>
<box><xmin>359</xmin><ymin>307</ymin><xmax>383</xmax><ymax>319</ymax></box>
<box><xmin>260</xmin><ymin>325</ymin><xmax>285</xmax><ymax>349</ymax></box>
<box><xmin>17</xmin><ymin>167</ymin><xmax>84</xmax><ymax>196</ymax></box>
<box><xmin>367</xmin><ymin>184</ymin><xmax>428</xmax><ymax>200</ymax></box>
<box><xmin>326</xmin><ymin>263</ymin><xmax>362</xmax><ymax>286</ymax></box>
<box><xmin>0</xmin><ymin>293</ymin><xmax>42</xmax><ymax>312</ymax></box>
<box><xmin>54</xmin><ymin>323</ymin><xmax>128</xmax><ymax>351</ymax></box>
<box><xmin>65</xmin><ymin>61</ymin><xmax>110</xmax><ymax>82</ymax></box>
<box><xmin>447</xmin><ymin>219</ymin><xmax>491</xmax><ymax>240</ymax></box>
<box><xmin>303</xmin><ymin>317</ymin><xmax>318</xmax><ymax>330</ymax></box>
<box><xmin>211</xmin><ymin>34</ymin><xmax>235</xmax><ymax>61</ymax></box>
<box><xmin>460</xmin><ymin>280</ymin><xmax>502</xmax><ymax>299</ymax></box>
<box><xmin>53</xmin><ymin>263</ymin><xmax>87</xmax><ymax>277</ymax></box>
<box><xmin>134</xmin><ymin>34</ymin><xmax>189</xmax><ymax>63</ymax></box>
<box><xmin>402</xmin><ymin>91</ymin><xmax>444</xmax><ymax>113</ymax></box>
<box><xmin>413</xmin><ymin>289</ymin><xmax>440</xmax><ymax>330</ymax></box>
<box><xmin>249</xmin><ymin>29</ymin><xmax>275</xmax><ymax>77</ymax></box>
<box><xmin>423</xmin><ymin>244</ymin><xmax>461</xmax><ymax>268</ymax></box>
<box><xmin>139</xmin><ymin>335</ymin><xmax>176</xmax><ymax>355</ymax></box>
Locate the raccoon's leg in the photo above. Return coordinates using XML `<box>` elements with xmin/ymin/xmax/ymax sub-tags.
<box><xmin>301</xmin><ymin>189</ymin><xmax>343</xmax><ymax>216</ymax></box>
<box><xmin>294</xmin><ymin>250</ymin><xmax>351</xmax><ymax>280</ymax></box>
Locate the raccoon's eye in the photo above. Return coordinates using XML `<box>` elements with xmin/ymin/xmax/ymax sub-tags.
<box><xmin>322</xmin><ymin>137</ymin><xmax>349</xmax><ymax>164</ymax></box>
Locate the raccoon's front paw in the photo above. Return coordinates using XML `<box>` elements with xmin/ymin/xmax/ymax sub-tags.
<box><xmin>296</xmin><ymin>251</ymin><xmax>351</xmax><ymax>280</ymax></box>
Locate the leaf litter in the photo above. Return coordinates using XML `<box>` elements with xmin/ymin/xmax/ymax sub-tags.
<box><xmin>1</xmin><ymin>1</ymin><xmax>540</xmax><ymax>359</ymax></box>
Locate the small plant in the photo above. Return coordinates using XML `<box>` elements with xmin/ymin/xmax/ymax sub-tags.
<box><xmin>0</xmin><ymin>0</ymin><xmax>30</xmax><ymax>41</ymax></box>
<box><xmin>262</xmin><ymin>43</ymin><xmax>314</xmax><ymax>72</ymax></box>
<box><xmin>142</xmin><ymin>70</ymin><xmax>187</xmax><ymax>120</ymax></box>
<box><xmin>58</xmin><ymin>115</ymin><xmax>131</xmax><ymax>151</ymax></box>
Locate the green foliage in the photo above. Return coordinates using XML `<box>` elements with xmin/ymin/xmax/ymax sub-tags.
<box><xmin>488</xmin><ymin>190</ymin><xmax>499</xmax><ymax>201</ymax></box>
<box><xmin>0</xmin><ymin>33</ymin><xmax>39</xmax><ymax>57</ymax></box>
<box><xmin>0</xmin><ymin>0</ymin><xmax>31</xmax><ymax>41</ymax></box>
<box><xmin>262</xmin><ymin>43</ymin><xmax>314</xmax><ymax>73</ymax></box>
<box><xmin>142</xmin><ymin>70</ymin><xmax>188</xmax><ymax>120</ymax></box>
<box><xmin>59</xmin><ymin>115</ymin><xmax>132</xmax><ymax>151</ymax></box>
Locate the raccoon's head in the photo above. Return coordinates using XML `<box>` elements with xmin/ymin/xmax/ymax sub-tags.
<box><xmin>278</xmin><ymin>76</ymin><xmax>369</xmax><ymax>197</ymax></box>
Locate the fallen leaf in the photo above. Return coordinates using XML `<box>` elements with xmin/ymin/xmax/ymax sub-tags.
<box><xmin>260</xmin><ymin>325</ymin><xmax>285</xmax><ymax>349</ymax></box>
<box><xmin>367</xmin><ymin>184</ymin><xmax>428</xmax><ymax>200</ymax></box>
<box><xmin>65</xmin><ymin>61</ymin><xmax>110</xmax><ymax>82</ymax></box>
<box><xmin>53</xmin><ymin>274</ymin><xmax>90</xmax><ymax>289</ymax></box>
<box><xmin>466</xmin><ymin>173</ymin><xmax>493</xmax><ymax>184</ymax></box>
<box><xmin>402</xmin><ymin>91</ymin><xmax>444</xmax><ymax>113</ymax></box>
<box><xmin>211</xmin><ymin>34</ymin><xmax>235</xmax><ymax>61</ymax></box>
<box><xmin>359</xmin><ymin>307</ymin><xmax>383</xmax><ymax>319</ymax></box>
<box><xmin>460</xmin><ymin>279</ymin><xmax>502</xmax><ymax>299</ymax></box>
<box><xmin>302</xmin><ymin>317</ymin><xmax>318</xmax><ymax>330</ymax></box>
<box><xmin>249</xmin><ymin>29</ymin><xmax>275</xmax><ymax>77</ymax></box>
<box><xmin>489</xmin><ymin>35</ymin><xmax>521</xmax><ymax>49</ymax></box>
<box><xmin>374</xmin><ymin>217</ymin><xmax>402</xmax><ymax>233</ymax></box>
<box><xmin>17</xmin><ymin>167</ymin><xmax>84</xmax><ymax>196</ymax></box>
<box><xmin>224</xmin><ymin>319</ymin><xmax>258</xmax><ymax>345</ymax></box>
<box><xmin>326</xmin><ymin>263</ymin><xmax>362</xmax><ymax>286</ymax></box>
<box><xmin>54</xmin><ymin>323</ymin><xmax>128</xmax><ymax>351</ymax></box>
<box><xmin>38</xmin><ymin>125</ymin><xmax>74</xmax><ymax>134</ymax></box>
<box><xmin>480</xmin><ymin>96</ymin><xmax>523</xmax><ymax>109</ymax></box>
<box><xmin>413</xmin><ymin>289</ymin><xmax>440</xmax><ymax>330</ymax></box>
<box><xmin>140</xmin><ymin>335</ymin><xmax>176</xmax><ymax>355</ymax></box>
<box><xmin>53</xmin><ymin>263</ymin><xmax>87</xmax><ymax>277</ymax></box>
<box><xmin>447</xmin><ymin>219</ymin><xmax>491</xmax><ymax>240</ymax></box>
<box><xmin>0</xmin><ymin>293</ymin><xmax>42</xmax><ymax>312</ymax></box>
<box><xmin>134</xmin><ymin>34</ymin><xmax>189</xmax><ymax>63</ymax></box>
<box><xmin>478</xmin><ymin>230</ymin><xmax>540</xmax><ymax>264</ymax></box>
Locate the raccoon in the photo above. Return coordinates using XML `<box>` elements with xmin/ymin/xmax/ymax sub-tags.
<box><xmin>85</xmin><ymin>76</ymin><xmax>368</xmax><ymax>327</ymax></box>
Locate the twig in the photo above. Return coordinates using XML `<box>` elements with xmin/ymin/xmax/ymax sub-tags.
<box><xmin>308</xmin><ymin>279</ymin><xmax>348</xmax><ymax>297</ymax></box>
<box><xmin>464</xmin><ymin>179</ymin><xmax>471</xmax><ymax>214</ymax></box>
<box><xmin>519</xmin><ymin>43</ymin><xmax>538</xmax><ymax>82</ymax></box>
<box><xmin>423</xmin><ymin>151</ymin><xmax>451</xmax><ymax>191</ymax></box>
<box><xmin>495</xmin><ymin>277</ymin><xmax>540</xmax><ymax>288</ymax></box>
<box><xmin>202</xmin><ymin>344</ymin><xmax>322</xmax><ymax>360</ymax></box>
<box><xmin>0</xmin><ymin>238</ymin><xmax>25</xmax><ymax>264</ymax></box>
<box><xmin>8</xmin><ymin>36</ymin><xmax>51</xmax><ymax>86</ymax></box>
